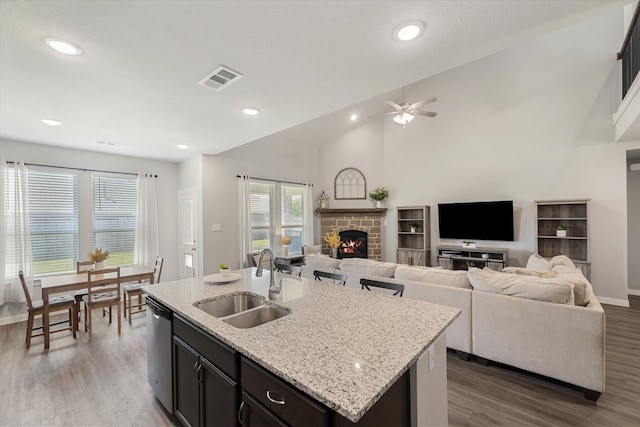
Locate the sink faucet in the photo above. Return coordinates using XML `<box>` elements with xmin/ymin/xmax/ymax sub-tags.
<box><xmin>256</xmin><ymin>248</ymin><xmax>280</xmax><ymax>297</ymax></box>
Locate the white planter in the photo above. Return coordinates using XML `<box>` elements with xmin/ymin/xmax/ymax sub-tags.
<box><xmin>410</xmin><ymin>227</ymin><xmax>416</xmax><ymax>233</ymax></box>
<box><xmin>330</xmin><ymin>247</ymin><xmax>338</xmax><ymax>258</ymax></box>
<box><xmin>375</xmin><ymin>201</ymin><xmax>383</xmax><ymax>208</ymax></box>
<box><xmin>220</xmin><ymin>268</ymin><xmax>230</xmax><ymax>277</ymax></box>
<box><xmin>94</xmin><ymin>261</ymin><xmax>104</xmax><ymax>271</ymax></box>
<box><xmin>556</xmin><ymin>230</ymin><xmax>567</xmax><ymax>237</ymax></box>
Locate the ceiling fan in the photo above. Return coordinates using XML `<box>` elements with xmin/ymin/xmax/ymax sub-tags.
<box><xmin>370</xmin><ymin>87</ymin><xmax>438</xmax><ymax>127</ymax></box>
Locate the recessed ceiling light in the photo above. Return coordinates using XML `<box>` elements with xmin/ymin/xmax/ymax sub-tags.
<box><xmin>393</xmin><ymin>21</ymin><xmax>424</xmax><ymax>42</ymax></box>
<box><xmin>241</xmin><ymin>107</ymin><xmax>260</xmax><ymax>116</ymax></box>
<box><xmin>40</xmin><ymin>118</ymin><xmax>62</xmax><ymax>126</ymax></box>
<box><xmin>177</xmin><ymin>144</ymin><xmax>189</xmax><ymax>150</ymax></box>
<box><xmin>350</xmin><ymin>114</ymin><xmax>358</xmax><ymax>121</ymax></box>
<box><xmin>44</xmin><ymin>38</ymin><xmax>83</xmax><ymax>55</ymax></box>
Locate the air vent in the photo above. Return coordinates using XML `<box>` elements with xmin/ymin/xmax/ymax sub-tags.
<box><xmin>198</xmin><ymin>65</ymin><xmax>243</xmax><ymax>91</ymax></box>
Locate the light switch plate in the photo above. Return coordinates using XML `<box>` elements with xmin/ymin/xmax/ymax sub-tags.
<box><xmin>211</xmin><ymin>224</ymin><xmax>222</xmax><ymax>232</ymax></box>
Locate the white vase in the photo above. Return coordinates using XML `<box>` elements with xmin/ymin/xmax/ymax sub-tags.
<box><xmin>94</xmin><ymin>261</ymin><xmax>104</xmax><ymax>271</ymax></box>
<box><xmin>220</xmin><ymin>268</ymin><xmax>230</xmax><ymax>277</ymax></box>
<box><xmin>330</xmin><ymin>247</ymin><xmax>338</xmax><ymax>258</ymax></box>
<box><xmin>411</xmin><ymin>227</ymin><xmax>416</xmax><ymax>233</ymax></box>
<box><xmin>556</xmin><ymin>230</ymin><xmax>567</xmax><ymax>237</ymax></box>
<box><xmin>376</xmin><ymin>201</ymin><xmax>383</xmax><ymax>208</ymax></box>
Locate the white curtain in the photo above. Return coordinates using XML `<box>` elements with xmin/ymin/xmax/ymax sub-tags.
<box><xmin>238</xmin><ymin>175</ymin><xmax>251</xmax><ymax>267</ymax></box>
<box><xmin>133</xmin><ymin>174</ymin><xmax>159</xmax><ymax>268</ymax></box>
<box><xmin>1</xmin><ymin>161</ymin><xmax>33</xmax><ymax>304</ymax></box>
<box><xmin>303</xmin><ymin>183</ymin><xmax>314</xmax><ymax>246</ymax></box>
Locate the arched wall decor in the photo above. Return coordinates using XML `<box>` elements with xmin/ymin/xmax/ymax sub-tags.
<box><xmin>334</xmin><ymin>167</ymin><xmax>366</xmax><ymax>200</ymax></box>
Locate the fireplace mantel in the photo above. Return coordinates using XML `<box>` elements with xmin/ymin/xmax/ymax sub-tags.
<box><xmin>316</xmin><ymin>208</ymin><xmax>387</xmax><ymax>215</ymax></box>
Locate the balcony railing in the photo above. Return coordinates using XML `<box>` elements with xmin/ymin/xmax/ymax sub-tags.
<box><xmin>618</xmin><ymin>2</ymin><xmax>640</xmax><ymax>99</ymax></box>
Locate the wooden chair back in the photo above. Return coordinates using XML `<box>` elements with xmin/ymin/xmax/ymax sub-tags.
<box><xmin>77</xmin><ymin>260</ymin><xmax>94</xmax><ymax>273</ymax></box>
<box><xmin>275</xmin><ymin>263</ymin><xmax>302</xmax><ymax>277</ymax></box>
<box><xmin>360</xmin><ymin>278</ymin><xmax>404</xmax><ymax>297</ymax></box>
<box><xmin>87</xmin><ymin>267</ymin><xmax>121</xmax><ymax>304</ymax></box>
<box><xmin>18</xmin><ymin>271</ymin><xmax>34</xmax><ymax>310</ymax></box>
<box><xmin>313</xmin><ymin>270</ymin><xmax>347</xmax><ymax>286</ymax></box>
<box><xmin>153</xmin><ymin>256</ymin><xmax>164</xmax><ymax>283</ymax></box>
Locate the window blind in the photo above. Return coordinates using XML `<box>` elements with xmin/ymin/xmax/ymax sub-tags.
<box><xmin>281</xmin><ymin>185</ymin><xmax>303</xmax><ymax>253</ymax></box>
<box><xmin>249</xmin><ymin>181</ymin><xmax>275</xmax><ymax>252</ymax></box>
<box><xmin>92</xmin><ymin>175</ymin><xmax>137</xmax><ymax>267</ymax></box>
<box><xmin>28</xmin><ymin>170</ymin><xmax>79</xmax><ymax>276</ymax></box>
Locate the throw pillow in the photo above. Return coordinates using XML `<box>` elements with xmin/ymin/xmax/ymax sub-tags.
<box><xmin>305</xmin><ymin>254</ymin><xmax>341</xmax><ymax>270</ymax></box>
<box><xmin>550</xmin><ymin>255</ymin><xmax>576</xmax><ymax>269</ymax></box>
<box><xmin>502</xmin><ymin>267</ymin><xmax>557</xmax><ymax>278</ymax></box>
<box><xmin>339</xmin><ymin>258</ymin><xmax>396</xmax><ymax>277</ymax></box>
<box><xmin>525</xmin><ymin>253</ymin><xmax>552</xmax><ymax>272</ymax></box>
<box><xmin>468</xmin><ymin>267</ymin><xmax>574</xmax><ymax>304</ymax></box>
<box><xmin>551</xmin><ymin>264</ymin><xmax>591</xmax><ymax>306</ymax></box>
<box><xmin>302</xmin><ymin>245</ymin><xmax>322</xmax><ymax>255</ymax></box>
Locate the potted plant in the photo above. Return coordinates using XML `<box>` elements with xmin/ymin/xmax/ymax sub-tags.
<box><xmin>219</xmin><ymin>262</ymin><xmax>230</xmax><ymax>277</ymax></box>
<box><xmin>408</xmin><ymin>222</ymin><xmax>420</xmax><ymax>233</ymax></box>
<box><xmin>323</xmin><ymin>231</ymin><xmax>341</xmax><ymax>258</ymax></box>
<box><xmin>88</xmin><ymin>248</ymin><xmax>109</xmax><ymax>270</ymax></box>
<box><xmin>556</xmin><ymin>225</ymin><xmax>567</xmax><ymax>237</ymax></box>
<box><xmin>369</xmin><ymin>187</ymin><xmax>389</xmax><ymax>208</ymax></box>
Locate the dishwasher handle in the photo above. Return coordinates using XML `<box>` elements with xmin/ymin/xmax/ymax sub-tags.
<box><xmin>147</xmin><ymin>297</ymin><xmax>172</xmax><ymax>320</ymax></box>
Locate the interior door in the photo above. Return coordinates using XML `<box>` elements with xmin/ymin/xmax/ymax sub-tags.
<box><xmin>179</xmin><ymin>188</ymin><xmax>198</xmax><ymax>279</ymax></box>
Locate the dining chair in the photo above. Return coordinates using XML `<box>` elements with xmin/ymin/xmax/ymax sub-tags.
<box><xmin>83</xmin><ymin>267</ymin><xmax>121</xmax><ymax>341</ymax></box>
<box><xmin>360</xmin><ymin>278</ymin><xmax>404</xmax><ymax>297</ymax></box>
<box><xmin>275</xmin><ymin>263</ymin><xmax>302</xmax><ymax>277</ymax></box>
<box><xmin>123</xmin><ymin>256</ymin><xmax>163</xmax><ymax>324</ymax></box>
<box><xmin>73</xmin><ymin>260</ymin><xmax>95</xmax><ymax>330</ymax></box>
<box><xmin>19</xmin><ymin>271</ymin><xmax>76</xmax><ymax>349</ymax></box>
<box><xmin>313</xmin><ymin>270</ymin><xmax>347</xmax><ymax>286</ymax></box>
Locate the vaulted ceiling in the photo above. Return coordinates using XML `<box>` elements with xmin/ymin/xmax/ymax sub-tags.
<box><xmin>0</xmin><ymin>0</ymin><xmax>629</xmax><ymax>162</ymax></box>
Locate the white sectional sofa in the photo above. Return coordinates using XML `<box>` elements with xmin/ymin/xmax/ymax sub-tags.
<box><xmin>301</xmin><ymin>254</ymin><xmax>605</xmax><ymax>400</ymax></box>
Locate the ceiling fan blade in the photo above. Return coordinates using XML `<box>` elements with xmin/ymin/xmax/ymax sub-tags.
<box><xmin>409</xmin><ymin>97</ymin><xmax>438</xmax><ymax>109</ymax></box>
<box><xmin>368</xmin><ymin>111</ymin><xmax>402</xmax><ymax>119</ymax></box>
<box><xmin>384</xmin><ymin>100</ymin><xmax>402</xmax><ymax>110</ymax></box>
<box><xmin>413</xmin><ymin>110</ymin><xmax>438</xmax><ymax>117</ymax></box>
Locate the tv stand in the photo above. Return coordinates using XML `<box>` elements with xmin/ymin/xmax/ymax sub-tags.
<box><xmin>437</xmin><ymin>245</ymin><xmax>508</xmax><ymax>271</ymax></box>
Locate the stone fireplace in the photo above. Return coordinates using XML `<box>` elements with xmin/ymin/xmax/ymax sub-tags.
<box><xmin>317</xmin><ymin>208</ymin><xmax>386</xmax><ymax>261</ymax></box>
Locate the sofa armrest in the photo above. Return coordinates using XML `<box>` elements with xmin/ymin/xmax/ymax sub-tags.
<box><xmin>472</xmin><ymin>290</ymin><xmax>605</xmax><ymax>392</ymax></box>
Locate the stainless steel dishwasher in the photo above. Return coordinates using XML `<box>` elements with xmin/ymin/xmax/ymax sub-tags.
<box><xmin>147</xmin><ymin>296</ymin><xmax>173</xmax><ymax>413</ymax></box>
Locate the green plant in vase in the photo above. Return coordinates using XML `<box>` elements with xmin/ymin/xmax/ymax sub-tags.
<box><xmin>369</xmin><ymin>187</ymin><xmax>389</xmax><ymax>208</ymax></box>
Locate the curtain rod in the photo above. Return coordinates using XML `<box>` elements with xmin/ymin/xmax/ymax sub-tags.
<box><xmin>6</xmin><ymin>161</ymin><xmax>157</xmax><ymax>177</ymax></box>
<box><xmin>236</xmin><ymin>174</ymin><xmax>312</xmax><ymax>186</ymax></box>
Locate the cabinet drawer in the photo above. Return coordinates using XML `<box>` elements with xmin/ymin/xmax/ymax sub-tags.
<box><xmin>241</xmin><ymin>357</ymin><xmax>328</xmax><ymax>427</ymax></box>
<box><xmin>174</xmin><ymin>315</ymin><xmax>237</xmax><ymax>380</ymax></box>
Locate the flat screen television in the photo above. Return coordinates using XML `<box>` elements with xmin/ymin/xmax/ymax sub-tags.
<box><xmin>438</xmin><ymin>200</ymin><xmax>514</xmax><ymax>241</ymax></box>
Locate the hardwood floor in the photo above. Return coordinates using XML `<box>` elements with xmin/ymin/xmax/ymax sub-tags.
<box><xmin>0</xmin><ymin>297</ymin><xmax>638</xmax><ymax>426</ymax></box>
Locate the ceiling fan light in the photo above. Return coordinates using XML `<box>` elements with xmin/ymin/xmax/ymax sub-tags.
<box><xmin>393</xmin><ymin>112</ymin><xmax>415</xmax><ymax>125</ymax></box>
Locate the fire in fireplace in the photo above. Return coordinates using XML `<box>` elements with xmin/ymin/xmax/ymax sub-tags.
<box><xmin>338</xmin><ymin>230</ymin><xmax>368</xmax><ymax>259</ymax></box>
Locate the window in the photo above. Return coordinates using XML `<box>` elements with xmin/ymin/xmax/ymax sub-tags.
<box><xmin>249</xmin><ymin>180</ymin><xmax>305</xmax><ymax>254</ymax></box>
<box><xmin>29</xmin><ymin>170</ymin><xmax>79</xmax><ymax>275</ymax></box>
<box><xmin>92</xmin><ymin>175</ymin><xmax>137</xmax><ymax>267</ymax></box>
<box><xmin>2</xmin><ymin>168</ymin><xmax>79</xmax><ymax>277</ymax></box>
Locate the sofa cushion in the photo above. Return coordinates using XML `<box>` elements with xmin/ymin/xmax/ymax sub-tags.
<box><xmin>467</xmin><ymin>267</ymin><xmax>574</xmax><ymax>305</ymax></box>
<box><xmin>502</xmin><ymin>267</ymin><xmax>557</xmax><ymax>278</ymax></box>
<box><xmin>551</xmin><ymin>264</ymin><xmax>591</xmax><ymax>306</ymax></box>
<box><xmin>395</xmin><ymin>265</ymin><xmax>471</xmax><ymax>289</ymax></box>
<box><xmin>302</xmin><ymin>245</ymin><xmax>322</xmax><ymax>255</ymax></box>
<box><xmin>550</xmin><ymin>255</ymin><xmax>576</xmax><ymax>269</ymax></box>
<box><xmin>525</xmin><ymin>253</ymin><xmax>551</xmax><ymax>272</ymax></box>
<box><xmin>338</xmin><ymin>258</ymin><xmax>396</xmax><ymax>277</ymax></box>
<box><xmin>305</xmin><ymin>254</ymin><xmax>341</xmax><ymax>270</ymax></box>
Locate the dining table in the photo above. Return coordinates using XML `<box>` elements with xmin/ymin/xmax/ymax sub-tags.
<box><xmin>39</xmin><ymin>265</ymin><xmax>154</xmax><ymax>349</ymax></box>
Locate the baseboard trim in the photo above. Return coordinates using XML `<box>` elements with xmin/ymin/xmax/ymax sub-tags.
<box><xmin>0</xmin><ymin>312</ymin><xmax>28</xmax><ymax>326</ymax></box>
<box><xmin>628</xmin><ymin>289</ymin><xmax>640</xmax><ymax>296</ymax></box>
<box><xmin>596</xmin><ymin>296</ymin><xmax>630</xmax><ymax>307</ymax></box>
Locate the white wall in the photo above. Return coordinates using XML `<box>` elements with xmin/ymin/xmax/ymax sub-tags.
<box><xmin>628</xmin><ymin>155</ymin><xmax>640</xmax><ymax>292</ymax></box>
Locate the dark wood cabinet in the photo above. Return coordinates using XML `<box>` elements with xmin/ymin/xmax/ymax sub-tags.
<box><xmin>173</xmin><ymin>316</ymin><xmax>238</xmax><ymax>427</ymax></box>
<box><xmin>238</xmin><ymin>391</ymin><xmax>287</xmax><ymax>427</ymax></box>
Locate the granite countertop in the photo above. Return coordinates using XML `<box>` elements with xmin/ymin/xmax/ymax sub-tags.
<box><xmin>143</xmin><ymin>268</ymin><xmax>460</xmax><ymax>422</ymax></box>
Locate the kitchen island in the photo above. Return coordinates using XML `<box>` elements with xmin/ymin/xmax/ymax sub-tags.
<box><xmin>143</xmin><ymin>268</ymin><xmax>460</xmax><ymax>426</ymax></box>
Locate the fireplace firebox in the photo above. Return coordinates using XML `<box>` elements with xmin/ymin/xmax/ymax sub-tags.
<box><xmin>338</xmin><ymin>230</ymin><xmax>368</xmax><ymax>259</ymax></box>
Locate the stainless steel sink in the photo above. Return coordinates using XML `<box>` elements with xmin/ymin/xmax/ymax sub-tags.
<box><xmin>223</xmin><ymin>305</ymin><xmax>291</xmax><ymax>329</ymax></box>
<box><xmin>194</xmin><ymin>293</ymin><xmax>265</xmax><ymax>318</ymax></box>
